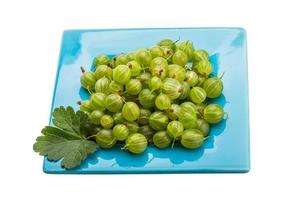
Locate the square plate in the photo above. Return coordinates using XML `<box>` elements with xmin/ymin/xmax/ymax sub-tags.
<box><xmin>44</xmin><ymin>28</ymin><xmax>250</xmax><ymax>173</ymax></box>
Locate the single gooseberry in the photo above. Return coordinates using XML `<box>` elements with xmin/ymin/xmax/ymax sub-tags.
<box><xmin>153</xmin><ymin>131</ymin><xmax>172</xmax><ymax>149</ymax></box>
<box><xmin>150</xmin><ymin>46</ymin><xmax>164</xmax><ymax>58</ymax></box>
<box><xmin>190</xmin><ymin>87</ymin><xmax>207</xmax><ymax>104</ymax></box>
<box><xmin>157</xmin><ymin>39</ymin><xmax>176</xmax><ymax>51</ymax></box>
<box><xmin>100</xmin><ymin>114</ymin><xmax>114</xmax><ymax>129</ymax></box>
<box><xmin>184</xmin><ymin>71</ymin><xmax>199</xmax><ymax>87</ymax></box>
<box><xmin>193</xmin><ymin>60</ymin><xmax>212</xmax><ymax>77</ymax></box>
<box><xmin>203</xmin><ymin>75</ymin><xmax>224</xmax><ymax>98</ymax></box>
<box><xmin>179</xmin><ymin>82</ymin><xmax>191</xmax><ymax>100</ymax></box>
<box><xmin>180</xmin><ymin>129</ymin><xmax>205</xmax><ymax>149</ymax></box>
<box><xmin>127</xmin><ymin>60</ymin><xmax>142</xmax><ymax>77</ymax></box>
<box><xmin>95</xmin><ymin>129</ymin><xmax>117</xmax><ymax>148</ymax></box>
<box><xmin>126</xmin><ymin>79</ymin><xmax>142</xmax><ymax>95</ymax></box>
<box><xmin>113</xmin><ymin>112</ymin><xmax>125</xmax><ymax>124</ymax></box>
<box><xmin>124</xmin><ymin>121</ymin><xmax>139</xmax><ymax>133</ymax></box>
<box><xmin>90</xmin><ymin>93</ymin><xmax>106</xmax><ymax>111</ymax></box>
<box><xmin>105</xmin><ymin>94</ymin><xmax>123</xmax><ymax>112</ymax></box>
<box><xmin>172</xmin><ymin>50</ymin><xmax>188</xmax><ymax>66</ymax></box>
<box><xmin>161</xmin><ymin>78</ymin><xmax>183</xmax><ymax>100</ymax></box>
<box><xmin>135</xmin><ymin>48</ymin><xmax>152</xmax><ymax>67</ymax></box>
<box><xmin>80</xmin><ymin>67</ymin><xmax>96</xmax><ymax>91</ymax></box>
<box><xmin>94</xmin><ymin>55</ymin><xmax>109</xmax><ymax>66</ymax></box>
<box><xmin>112</xmin><ymin>124</ymin><xmax>129</xmax><ymax>141</ymax></box>
<box><xmin>138</xmin><ymin>125</ymin><xmax>154</xmax><ymax>139</ymax></box>
<box><xmin>95</xmin><ymin>76</ymin><xmax>110</xmax><ymax>94</ymax></box>
<box><xmin>149</xmin><ymin>111</ymin><xmax>169</xmax><ymax>131</ymax></box>
<box><xmin>113</xmin><ymin>64</ymin><xmax>131</xmax><ymax>85</ymax></box>
<box><xmin>203</xmin><ymin>104</ymin><xmax>224</xmax><ymax>124</ymax></box>
<box><xmin>124</xmin><ymin>133</ymin><xmax>147</xmax><ymax>154</ymax></box>
<box><xmin>94</xmin><ymin>65</ymin><xmax>112</xmax><ymax>80</ymax></box>
<box><xmin>138</xmin><ymin>88</ymin><xmax>157</xmax><ymax>109</ymax></box>
<box><xmin>155</xmin><ymin>93</ymin><xmax>171</xmax><ymax>110</ymax></box>
<box><xmin>115</xmin><ymin>54</ymin><xmax>129</xmax><ymax>66</ymax></box>
<box><xmin>168</xmin><ymin>64</ymin><xmax>186</xmax><ymax>82</ymax></box>
<box><xmin>122</xmin><ymin>102</ymin><xmax>140</xmax><ymax>121</ymax></box>
<box><xmin>176</xmin><ymin>41</ymin><xmax>194</xmax><ymax>61</ymax></box>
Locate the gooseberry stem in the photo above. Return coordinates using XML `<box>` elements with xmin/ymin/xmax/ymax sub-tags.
<box><xmin>86</xmin><ymin>135</ymin><xmax>97</xmax><ymax>140</ymax></box>
<box><xmin>219</xmin><ymin>72</ymin><xmax>225</xmax><ymax>79</ymax></box>
<box><xmin>175</xmin><ymin>37</ymin><xmax>180</xmax><ymax>44</ymax></box>
<box><xmin>171</xmin><ymin>137</ymin><xmax>176</xmax><ymax>148</ymax></box>
<box><xmin>80</xmin><ymin>66</ymin><xmax>85</xmax><ymax>73</ymax></box>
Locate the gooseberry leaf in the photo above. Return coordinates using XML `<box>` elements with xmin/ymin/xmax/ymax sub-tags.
<box><xmin>33</xmin><ymin>135</ymin><xmax>97</xmax><ymax>169</ymax></box>
<box><xmin>33</xmin><ymin>107</ymin><xmax>97</xmax><ymax>169</ymax></box>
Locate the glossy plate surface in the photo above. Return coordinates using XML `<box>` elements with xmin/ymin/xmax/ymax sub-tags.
<box><xmin>44</xmin><ymin>28</ymin><xmax>250</xmax><ymax>173</ymax></box>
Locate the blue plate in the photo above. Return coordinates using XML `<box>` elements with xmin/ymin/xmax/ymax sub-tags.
<box><xmin>44</xmin><ymin>28</ymin><xmax>250</xmax><ymax>173</ymax></box>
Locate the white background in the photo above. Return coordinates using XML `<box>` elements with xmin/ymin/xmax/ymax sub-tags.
<box><xmin>0</xmin><ymin>0</ymin><xmax>285</xmax><ymax>199</ymax></box>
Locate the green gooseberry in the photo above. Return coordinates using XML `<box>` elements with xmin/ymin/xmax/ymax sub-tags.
<box><xmin>196</xmin><ymin>118</ymin><xmax>210</xmax><ymax>137</ymax></box>
<box><xmin>161</xmin><ymin>78</ymin><xmax>183</xmax><ymax>100</ymax></box>
<box><xmin>94</xmin><ymin>55</ymin><xmax>109</xmax><ymax>66</ymax></box>
<box><xmin>157</xmin><ymin>39</ymin><xmax>176</xmax><ymax>51</ymax></box>
<box><xmin>167</xmin><ymin>120</ymin><xmax>184</xmax><ymax>138</ymax></box>
<box><xmin>172</xmin><ymin>50</ymin><xmax>188</xmax><ymax>66</ymax></box>
<box><xmin>180</xmin><ymin>129</ymin><xmax>205</xmax><ymax>149</ymax></box>
<box><xmin>105</xmin><ymin>94</ymin><xmax>123</xmax><ymax>112</ymax></box>
<box><xmin>138</xmin><ymin>88</ymin><xmax>157</xmax><ymax>109</ymax></box>
<box><xmin>150</xmin><ymin>57</ymin><xmax>168</xmax><ymax>71</ymax></box>
<box><xmin>124</xmin><ymin>133</ymin><xmax>147</xmax><ymax>154</ymax></box>
<box><xmin>135</xmin><ymin>48</ymin><xmax>152</xmax><ymax>67</ymax></box>
<box><xmin>108</xmin><ymin>81</ymin><xmax>124</xmax><ymax>94</ymax></box>
<box><xmin>113</xmin><ymin>64</ymin><xmax>131</xmax><ymax>85</ymax></box>
<box><xmin>149</xmin><ymin>111</ymin><xmax>169</xmax><ymax>131</ymax></box>
<box><xmin>115</xmin><ymin>54</ymin><xmax>129</xmax><ymax>66</ymax></box>
<box><xmin>136</xmin><ymin>72</ymin><xmax>151</xmax><ymax>88</ymax></box>
<box><xmin>112</xmin><ymin>124</ymin><xmax>129</xmax><ymax>141</ymax></box>
<box><xmin>126</xmin><ymin>79</ymin><xmax>142</xmax><ymax>95</ymax></box>
<box><xmin>125</xmin><ymin>121</ymin><xmax>139</xmax><ymax>133</ymax></box>
<box><xmin>180</xmin><ymin>102</ymin><xmax>197</xmax><ymax>114</ymax></box>
<box><xmin>203</xmin><ymin>104</ymin><xmax>224</xmax><ymax>124</ymax></box>
<box><xmin>90</xmin><ymin>93</ymin><xmax>106</xmax><ymax>111</ymax></box>
<box><xmin>113</xmin><ymin>112</ymin><xmax>125</xmax><ymax>124</ymax></box>
<box><xmin>95</xmin><ymin>129</ymin><xmax>117</xmax><ymax>148</ymax></box>
<box><xmin>80</xmin><ymin>68</ymin><xmax>96</xmax><ymax>91</ymax></box>
<box><xmin>138</xmin><ymin>108</ymin><xmax>152</xmax><ymax>125</ymax></box>
<box><xmin>95</xmin><ymin>76</ymin><xmax>110</xmax><ymax>94</ymax></box>
<box><xmin>78</xmin><ymin>100</ymin><xmax>93</xmax><ymax>113</ymax></box>
<box><xmin>193</xmin><ymin>60</ymin><xmax>212</xmax><ymax>77</ymax></box>
<box><xmin>168</xmin><ymin>64</ymin><xmax>186</xmax><ymax>82</ymax></box>
<box><xmin>161</xmin><ymin>46</ymin><xmax>174</xmax><ymax>63</ymax></box>
<box><xmin>192</xmin><ymin>50</ymin><xmax>209</xmax><ymax>63</ymax></box>
<box><xmin>94</xmin><ymin>65</ymin><xmax>113</xmax><ymax>80</ymax></box>
<box><xmin>179</xmin><ymin>82</ymin><xmax>191</xmax><ymax>100</ymax></box>
<box><xmin>184</xmin><ymin>71</ymin><xmax>199</xmax><ymax>87</ymax></box>
<box><xmin>203</xmin><ymin>75</ymin><xmax>224</xmax><ymax>98</ymax></box>
<box><xmin>150</xmin><ymin>46</ymin><xmax>164</xmax><ymax>58</ymax></box>
<box><xmin>122</xmin><ymin>102</ymin><xmax>140</xmax><ymax>121</ymax></box>
<box><xmin>176</xmin><ymin>41</ymin><xmax>194</xmax><ymax>60</ymax></box>
<box><xmin>126</xmin><ymin>52</ymin><xmax>135</xmax><ymax>61</ymax></box>
<box><xmin>148</xmin><ymin>76</ymin><xmax>162</xmax><ymax>92</ymax></box>
<box><xmin>178</xmin><ymin>106</ymin><xmax>197</xmax><ymax>129</ymax></box>
<box><xmin>166</xmin><ymin>104</ymin><xmax>181</xmax><ymax>120</ymax></box>
<box><xmin>90</xmin><ymin>110</ymin><xmax>104</xmax><ymax>125</ymax></box>
<box><xmin>100</xmin><ymin>114</ymin><xmax>114</xmax><ymax>129</ymax></box>
<box><xmin>138</xmin><ymin>125</ymin><xmax>154</xmax><ymax>139</ymax></box>
<box><xmin>190</xmin><ymin>87</ymin><xmax>207</xmax><ymax>104</ymax></box>
<box><xmin>155</xmin><ymin>93</ymin><xmax>171</xmax><ymax>110</ymax></box>
<box><xmin>127</xmin><ymin>61</ymin><xmax>142</xmax><ymax>77</ymax></box>
<box><xmin>153</xmin><ymin>131</ymin><xmax>172</xmax><ymax>149</ymax></box>
<box><xmin>151</xmin><ymin>63</ymin><xmax>168</xmax><ymax>79</ymax></box>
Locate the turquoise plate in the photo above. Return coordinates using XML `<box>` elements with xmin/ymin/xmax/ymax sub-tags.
<box><xmin>44</xmin><ymin>28</ymin><xmax>250</xmax><ymax>173</ymax></box>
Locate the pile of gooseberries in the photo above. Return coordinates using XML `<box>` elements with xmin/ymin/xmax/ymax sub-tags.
<box><xmin>79</xmin><ymin>38</ymin><xmax>225</xmax><ymax>154</ymax></box>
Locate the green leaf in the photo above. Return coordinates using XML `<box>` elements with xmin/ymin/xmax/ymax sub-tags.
<box><xmin>33</xmin><ymin>135</ymin><xmax>97</xmax><ymax>169</ymax></box>
<box><xmin>33</xmin><ymin>107</ymin><xmax>97</xmax><ymax>169</ymax></box>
